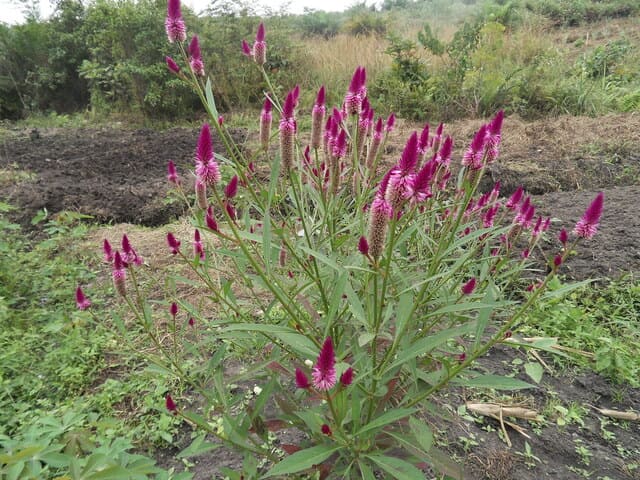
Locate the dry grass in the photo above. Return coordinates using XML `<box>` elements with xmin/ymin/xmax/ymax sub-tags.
<box><xmin>299</xmin><ymin>34</ymin><xmax>391</xmax><ymax>102</ymax></box>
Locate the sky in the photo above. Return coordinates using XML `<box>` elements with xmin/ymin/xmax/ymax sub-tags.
<box><xmin>0</xmin><ymin>0</ymin><xmax>368</xmax><ymax>25</ymax></box>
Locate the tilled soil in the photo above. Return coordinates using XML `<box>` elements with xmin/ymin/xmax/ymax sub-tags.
<box><xmin>1</xmin><ymin>114</ymin><xmax>639</xmax><ymax>479</ymax></box>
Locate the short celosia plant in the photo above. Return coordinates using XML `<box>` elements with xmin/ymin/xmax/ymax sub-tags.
<box><xmin>81</xmin><ymin>6</ymin><xmax>604</xmax><ymax>478</ymax></box>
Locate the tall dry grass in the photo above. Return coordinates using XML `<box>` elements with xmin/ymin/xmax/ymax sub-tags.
<box><xmin>298</xmin><ymin>34</ymin><xmax>391</xmax><ymax>105</ymax></box>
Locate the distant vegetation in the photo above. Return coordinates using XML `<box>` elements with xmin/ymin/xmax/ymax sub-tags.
<box><xmin>1</xmin><ymin>0</ymin><xmax>639</xmax><ymax>121</ymax></box>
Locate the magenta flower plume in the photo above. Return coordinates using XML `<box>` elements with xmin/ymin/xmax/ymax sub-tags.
<box><xmin>188</xmin><ymin>36</ymin><xmax>205</xmax><ymax>76</ymax></box>
<box><xmin>224</xmin><ymin>175</ymin><xmax>239</xmax><ymax>199</ymax></box>
<box><xmin>167</xmin><ymin>160</ymin><xmax>179</xmax><ymax>184</ymax></box>
<box><xmin>398</xmin><ymin>131</ymin><xmax>419</xmax><ymax>173</ymax></box>
<box><xmin>165</xmin><ymin>394</ymin><xmax>178</xmax><ymax>415</ymax></box>
<box><xmin>410</xmin><ymin>160</ymin><xmax>436</xmax><ymax>203</ymax></box>
<box><xmin>75</xmin><ymin>286</ymin><xmax>91</xmax><ymax>310</ymax></box>
<box><xmin>483</xmin><ymin>203</ymin><xmax>500</xmax><ymax>228</ymax></box>
<box><xmin>167</xmin><ymin>232</ymin><xmax>181</xmax><ymax>255</ymax></box>
<box><xmin>312</xmin><ymin>337</ymin><xmax>337</xmax><ymax>391</ymax></box>
<box><xmin>311</xmin><ymin>86</ymin><xmax>326</xmax><ymax>150</ymax></box>
<box><xmin>505</xmin><ymin>186</ymin><xmax>524</xmax><ymax>210</ymax></box>
<box><xmin>260</xmin><ymin>98</ymin><xmax>272</xmax><ymax>150</ymax></box>
<box><xmin>485</xmin><ymin>111</ymin><xmax>503</xmax><ymax>163</ymax></box>
<box><xmin>165</xmin><ymin>56</ymin><xmax>180</xmax><ymax>74</ymax></box>
<box><xmin>435</xmin><ymin>136</ymin><xmax>453</xmax><ymax>167</ymax></box>
<box><xmin>121</xmin><ymin>234</ymin><xmax>142</xmax><ymax>266</ymax></box>
<box><xmin>280</xmin><ymin>90</ymin><xmax>297</xmax><ymax>174</ymax></box>
<box><xmin>553</xmin><ymin>255</ymin><xmax>563</xmax><ymax>267</ymax></box>
<box><xmin>103</xmin><ymin>238</ymin><xmax>114</xmax><ymax>263</ymax></box>
<box><xmin>385</xmin><ymin>113</ymin><xmax>396</xmax><ymax>132</ymax></box>
<box><xmin>205</xmin><ymin>206</ymin><xmax>218</xmax><ymax>232</ymax></box>
<box><xmin>574</xmin><ymin>192</ymin><xmax>603</xmax><ymax>240</ymax></box>
<box><xmin>170</xmin><ymin>302</ymin><xmax>178</xmax><ymax>318</ymax></box>
<box><xmin>241</xmin><ymin>39</ymin><xmax>252</xmax><ymax>57</ymax></box>
<box><xmin>195</xmin><ymin>177</ymin><xmax>208</xmax><ymax>209</ymax></box>
<box><xmin>253</xmin><ymin>22</ymin><xmax>266</xmax><ymax>65</ymax></box>
<box><xmin>195</xmin><ymin>124</ymin><xmax>220</xmax><ymax>185</ymax></box>
<box><xmin>295</xmin><ymin>367</ymin><xmax>311</xmax><ymax>389</ymax></box>
<box><xmin>358</xmin><ymin>236</ymin><xmax>369</xmax><ymax>256</ymax></box>
<box><xmin>340</xmin><ymin>367</ymin><xmax>354</xmax><ymax>386</ymax></box>
<box><xmin>368</xmin><ymin>196</ymin><xmax>393</xmax><ymax>260</ymax></box>
<box><xmin>194</xmin><ymin>228</ymin><xmax>204</xmax><ymax>259</ymax></box>
<box><xmin>461</xmin><ymin>277</ymin><xmax>477</xmax><ymax>295</ymax></box>
<box><xmin>165</xmin><ymin>0</ymin><xmax>186</xmax><ymax>43</ymax></box>
<box><xmin>462</xmin><ymin>124</ymin><xmax>488</xmax><ymax>170</ymax></box>
<box><xmin>112</xmin><ymin>251</ymin><xmax>127</xmax><ymax>297</ymax></box>
<box><xmin>418</xmin><ymin>123</ymin><xmax>430</xmax><ymax>155</ymax></box>
<box><xmin>559</xmin><ymin>228</ymin><xmax>568</xmax><ymax>245</ymax></box>
<box><xmin>345</xmin><ymin>66</ymin><xmax>366</xmax><ymax>115</ymax></box>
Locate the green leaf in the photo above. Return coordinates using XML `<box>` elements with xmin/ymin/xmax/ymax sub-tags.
<box><xmin>394</xmin><ymin>291</ymin><xmax>414</xmax><ymax>340</ymax></box>
<box><xmin>204</xmin><ymin>78</ymin><xmax>218</xmax><ymax>118</ymax></box>
<box><xmin>221</xmin><ymin>324</ymin><xmax>317</xmax><ymax>358</ymax></box>
<box><xmin>263</xmin><ymin>444</ymin><xmax>341</xmax><ymax>477</ymax></box>
<box><xmin>474</xmin><ymin>285</ymin><xmax>497</xmax><ymax>349</ymax></box>
<box><xmin>409</xmin><ymin>416</ymin><xmax>433</xmax><ymax>452</ymax></box>
<box><xmin>366</xmin><ymin>455</ymin><xmax>425</xmax><ymax>480</ymax></box>
<box><xmin>178</xmin><ymin>434</ymin><xmax>219</xmax><ymax>458</ymax></box>
<box><xmin>355</xmin><ymin>408</ymin><xmax>416</xmax><ymax>437</ymax></box>
<box><xmin>524</xmin><ymin>362</ymin><xmax>544</xmax><ymax>384</ymax></box>
<box><xmin>384</xmin><ymin>323</ymin><xmax>476</xmax><ymax>374</ymax></box>
<box><xmin>455</xmin><ymin>374</ymin><xmax>534</xmax><ymax>390</ymax></box>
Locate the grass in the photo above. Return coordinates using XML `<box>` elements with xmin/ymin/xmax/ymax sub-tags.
<box><xmin>522</xmin><ymin>276</ymin><xmax>640</xmax><ymax>387</ymax></box>
<box><xmin>0</xmin><ymin>207</ymin><xmax>183</xmax><ymax>477</ymax></box>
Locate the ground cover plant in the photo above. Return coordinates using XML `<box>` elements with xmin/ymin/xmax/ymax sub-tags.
<box><xmin>63</xmin><ymin>4</ymin><xmax>615</xmax><ymax>477</ymax></box>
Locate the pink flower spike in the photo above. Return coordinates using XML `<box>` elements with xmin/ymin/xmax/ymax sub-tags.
<box><xmin>75</xmin><ymin>286</ymin><xmax>91</xmax><ymax>310</ymax></box>
<box><xmin>167</xmin><ymin>232</ymin><xmax>181</xmax><ymax>255</ymax></box>
<box><xmin>282</xmin><ymin>90</ymin><xmax>296</xmax><ymax>119</ymax></box>
<box><xmin>553</xmin><ymin>255</ymin><xmax>563</xmax><ymax>267</ymax></box>
<box><xmin>312</xmin><ymin>337</ymin><xmax>337</xmax><ymax>391</ymax></box>
<box><xmin>165</xmin><ymin>0</ymin><xmax>186</xmax><ymax>43</ymax></box>
<box><xmin>112</xmin><ymin>251</ymin><xmax>127</xmax><ymax>297</ymax></box>
<box><xmin>195</xmin><ymin>124</ymin><xmax>213</xmax><ymax>163</ymax></box>
<box><xmin>462</xmin><ymin>124</ymin><xmax>488</xmax><ymax>170</ymax></box>
<box><xmin>165</xmin><ymin>394</ymin><xmax>178</xmax><ymax>415</ymax></box>
<box><xmin>315</xmin><ymin>85</ymin><xmax>326</xmax><ymax>106</ymax></box>
<box><xmin>255</xmin><ymin>22</ymin><xmax>265</xmax><ymax>42</ymax></box>
<box><xmin>295</xmin><ymin>368</ymin><xmax>311</xmax><ymax>389</ymax></box>
<box><xmin>358</xmin><ymin>236</ymin><xmax>369</xmax><ymax>255</ymax></box>
<box><xmin>206</xmin><ymin>207</ymin><xmax>218</xmax><ymax>232</ymax></box>
<box><xmin>241</xmin><ymin>39</ymin><xmax>252</xmax><ymax>57</ymax></box>
<box><xmin>188</xmin><ymin>36</ymin><xmax>205</xmax><ymax>76</ymax></box>
<box><xmin>385</xmin><ymin>113</ymin><xmax>396</xmax><ymax>132</ymax></box>
<box><xmin>194</xmin><ymin>228</ymin><xmax>204</xmax><ymax>259</ymax></box>
<box><xmin>170</xmin><ymin>302</ymin><xmax>178</xmax><ymax>318</ymax></box>
<box><xmin>559</xmin><ymin>228</ymin><xmax>568</xmax><ymax>245</ymax></box>
<box><xmin>340</xmin><ymin>367</ymin><xmax>354</xmax><ymax>386</ymax></box>
<box><xmin>224</xmin><ymin>175</ymin><xmax>239</xmax><ymax>199</ymax></box>
<box><xmin>506</xmin><ymin>186</ymin><xmax>524</xmax><ymax>210</ymax></box>
<box><xmin>418</xmin><ymin>124</ymin><xmax>430</xmax><ymax>153</ymax></box>
<box><xmin>461</xmin><ymin>277</ymin><xmax>477</xmax><ymax>295</ymax></box>
<box><xmin>252</xmin><ymin>23</ymin><xmax>267</xmax><ymax>65</ymax></box>
<box><xmin>103</xmin><ymin>239</ymin><xmax>114</xmax><ymax>263</ymax></box>
<box><xmin>167</xmin><ymin>160</ymin><xmax>179</xmax><ymax>184</ymax></box>
<box><xmin>573</xmin><ymin>192</ymin><xmax>604</xmax><ymax>240</ymax></box>
<box><xmin>165</xmin><ymin>56</ymin><xmax>180</xmax><ymax>74</ymax></box>
<box><xmin>398</xmin><ymin>132</ymin><xmax>419</xmax><ymax>173</ymax></box>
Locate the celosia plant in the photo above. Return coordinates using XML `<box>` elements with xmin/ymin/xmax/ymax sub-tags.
<box><xmin>81</xmin><ymin>6</ymin><xmax>605</xmax><ymax>478</ymax></box>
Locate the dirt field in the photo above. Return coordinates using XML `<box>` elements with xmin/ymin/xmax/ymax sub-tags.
<box><xmin>1</xmin><ymin>113</ymin><xmax>639</xmax><ymax>478</ymax></box>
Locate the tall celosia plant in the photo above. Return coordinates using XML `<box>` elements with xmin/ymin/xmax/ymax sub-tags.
<box><xmin>90</xmin><ymin>8</ymin><xmax>604</xmax><ymax>479</ymax></box>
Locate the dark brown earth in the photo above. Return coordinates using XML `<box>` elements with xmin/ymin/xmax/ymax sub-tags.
<box><xmin>1</xmin><ymin>115</ymin><xmax>639</xmax><ymax>479</ymax></box>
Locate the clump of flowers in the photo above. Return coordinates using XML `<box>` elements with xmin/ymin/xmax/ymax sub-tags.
<box><xmin>90</xmin><ymin>7</ymin><xmax>605</xmax><ymax>479</ymax></box>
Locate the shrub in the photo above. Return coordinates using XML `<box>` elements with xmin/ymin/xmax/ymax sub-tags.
<box><xmin>84</xmin><ymin>6</ymin><xmax>606</xmax><ymax>478</ymax></box>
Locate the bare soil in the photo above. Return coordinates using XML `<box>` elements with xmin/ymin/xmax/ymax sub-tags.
<box><xmin>1</xmin><ymin>113</ymin><xmax>639</xmax><ymax>479</ymax></box>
